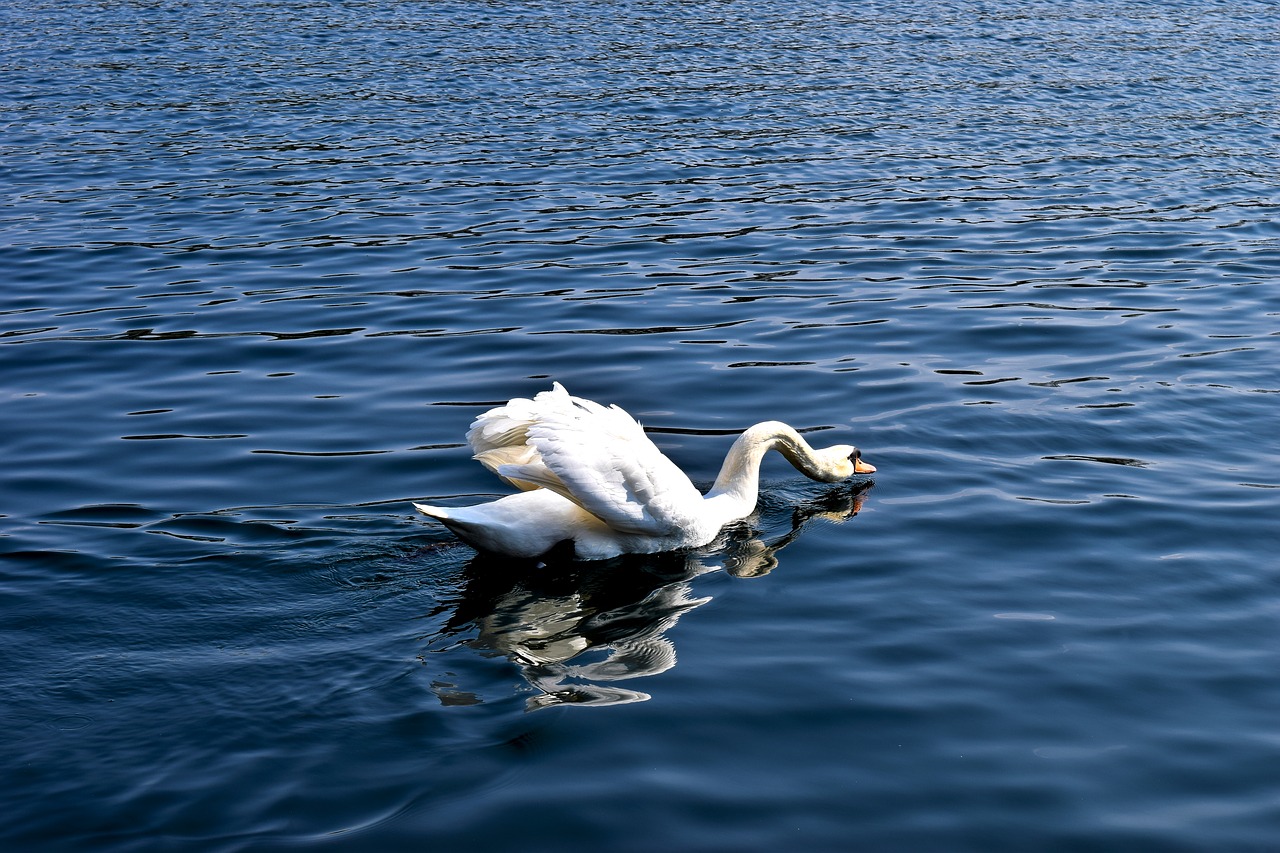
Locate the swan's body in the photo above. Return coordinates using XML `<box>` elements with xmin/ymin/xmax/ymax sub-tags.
<box><xmin>414</xmin><ymin>383</ymin><xmax>874</xmax><ymax>560</ymax></box>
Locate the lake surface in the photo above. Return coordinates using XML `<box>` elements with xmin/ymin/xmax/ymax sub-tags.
<box><xmin>3</xmin><ymin>0</ymin><xmax>1279</xmax><ymax>849</ymax></box>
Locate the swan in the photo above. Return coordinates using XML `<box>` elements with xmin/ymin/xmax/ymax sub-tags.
<box><xmin>414</xmin><ymin>383</ymin><xmax>875</xmax><ymax>560</ymax></box>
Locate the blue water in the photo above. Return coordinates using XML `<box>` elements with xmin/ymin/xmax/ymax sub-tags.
<box><xmin>4</xmin><ymin>0</ymin><xmax>1279</xmax><ymax>848</ymax></box>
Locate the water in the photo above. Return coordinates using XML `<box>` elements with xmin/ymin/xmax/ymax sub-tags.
<box><xmin>3</xmin><ymin>0</ymin><xmax>1279</xmax><ymax>848</ymax></box>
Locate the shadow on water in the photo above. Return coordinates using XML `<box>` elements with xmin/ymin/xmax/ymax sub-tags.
<box><xmin>420</xmin><ymin>481</ymin><xmax>873</xmax><ymax>711</ymax></box>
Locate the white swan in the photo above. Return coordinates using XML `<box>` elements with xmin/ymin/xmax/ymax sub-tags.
<box><xmin>414</xmin><ymin>383</ymin><xmax>875</xmax><ymax>560</ymax></box>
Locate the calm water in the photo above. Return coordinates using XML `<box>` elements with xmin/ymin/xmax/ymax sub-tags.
<box><xmin>3</xmin><ymin>0</ymin><xmax>1280</xmax><ymax>848</ymax></box>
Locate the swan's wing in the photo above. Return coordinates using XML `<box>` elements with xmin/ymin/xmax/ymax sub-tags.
<box><xmin>466</xmin><ymin>389</ymin><xmax>564</xmax><ymax>492</ymax></box>
<box><xmin>492</xmin><ymin>384</ymin><xmax>703</xmax><ymax>536</ymax></box>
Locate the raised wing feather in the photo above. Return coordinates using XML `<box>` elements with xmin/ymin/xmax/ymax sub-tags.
<box><xmin>467</xmin><ymin>389</ymin><xmax>562</xmax><ymax>492</ymax></box>
<box><xmin>468</xmin><ymin>383</ymin><xmax>702</xmax><ymax>535</ymax></box>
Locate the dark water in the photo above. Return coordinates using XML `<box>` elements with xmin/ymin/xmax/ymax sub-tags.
<box><xmin>4</xmin><ymin>0</ymin><xmax>1280</xmax><ymax>848</ymax></box>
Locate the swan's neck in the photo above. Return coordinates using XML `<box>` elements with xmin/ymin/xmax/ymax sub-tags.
<box><xmin>704</xmin><ymin>421</ymin><xmax>825</xmax><ymax>522</ymax></box>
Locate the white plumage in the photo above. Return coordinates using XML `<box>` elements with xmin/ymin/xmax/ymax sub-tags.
<box><xmin>415</xmin><ymin>383</ymin><xmax>874</xmax><ymax>560</ymax></box>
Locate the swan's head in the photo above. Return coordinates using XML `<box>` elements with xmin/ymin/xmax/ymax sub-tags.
<box><xmin>811</xmin><ymin>445</ymin><xmax>876</xmax><ymax>482</ymax></box>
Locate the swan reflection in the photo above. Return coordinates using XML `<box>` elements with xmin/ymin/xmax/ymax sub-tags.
<box><xmin>422</xmin><ymin>482</ymin><xmax>871</xmax><ymax>710</ymax></box>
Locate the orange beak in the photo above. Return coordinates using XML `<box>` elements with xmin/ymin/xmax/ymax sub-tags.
<box><xmin>855</xmin><ymin>457</ymin><xmax>876</xmax><ymax>474</ymax></box>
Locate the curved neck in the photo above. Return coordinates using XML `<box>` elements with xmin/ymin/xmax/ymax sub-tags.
<box><xmin>705</xmin><ymin>422</ymin><xmax>825</xmax><ymax>514</ymax></box>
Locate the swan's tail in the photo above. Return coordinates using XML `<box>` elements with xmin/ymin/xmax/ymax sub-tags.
<box><xmin>413</xmin><ymin>502</ymin><xmax>483</xmax><ymax>547</ymax></box>
<box><xmin>412</xmin><ymin>493</ymin><xmax>583</xmax><ymax>558</ymax></box>
<box><xmin>413</xmin><ymin>501</ymin><xmax>448</xmax><ymax>521</ymax></box>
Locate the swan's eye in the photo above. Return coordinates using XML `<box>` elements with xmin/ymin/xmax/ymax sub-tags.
<box><xmin>848</xmin><ymin>449</ymin><xmax>861</xmax><ymax>462</ymax></box>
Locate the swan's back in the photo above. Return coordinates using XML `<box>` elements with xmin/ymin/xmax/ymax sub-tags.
<box><xmin>466</xmin><ymin>383</ymin><xmax>705</xmax><ymax>537</ymax></box>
